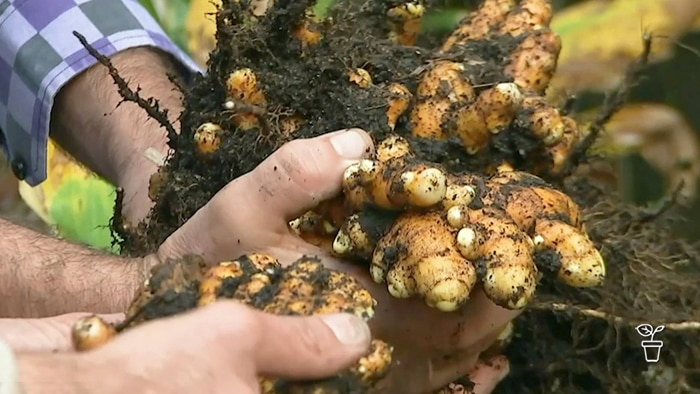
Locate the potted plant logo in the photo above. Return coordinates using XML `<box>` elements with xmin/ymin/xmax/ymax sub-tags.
<box><xmin>635</xmin><ymin>324</ymin><xmax>665</xmax><ymax>362</ymax></box>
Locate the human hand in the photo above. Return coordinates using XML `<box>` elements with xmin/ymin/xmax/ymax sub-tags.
<box><xmin>64</xmin><ymin>301</ymin><xmax>371</xmax><ymax>393</ymax></box>
<box><xmin>0</xmin><ymin>313</ymin><xmax>123</xmax><ymax>352</ymax></box>
<box><xmin>156</xmin><ymin>128</ymin><xmax>516</xmax><ymax>393</ymax></box>
<box><xmin>157</xmin><ymin>128</ymin><xmax>374</xmax><ymax>263</ymax></box>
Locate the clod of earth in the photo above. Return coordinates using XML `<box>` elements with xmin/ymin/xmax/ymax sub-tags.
<box><xmin>71</xmin><ymin>254</ymin><xmax>393</xmax><ymax>393</ymax></box>
<box><xmin>71</xmin><ymin>0</ymin><xmax>700</xmax><ymax>392</ymax></box>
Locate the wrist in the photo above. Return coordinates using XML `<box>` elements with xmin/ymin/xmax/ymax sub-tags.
<box><xmin>117</xmin><ymin>148</ymin><xmax>168</xmax><ymax>225</ymax></box>
<box><xmin>137</xmin><ymin>253</ymin><xmax>162</xmax><ymax>287</ymax></box>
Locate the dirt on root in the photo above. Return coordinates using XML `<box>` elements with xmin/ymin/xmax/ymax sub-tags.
<box><xmin>101</xmin><ymin>0</ymin><xmax>700</xmax><ymax>393</ymax></box>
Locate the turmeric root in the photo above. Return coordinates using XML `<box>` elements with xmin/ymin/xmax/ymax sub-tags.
<box><xmin>386</xmin><ymin>1</ymin><xmax>425</xmax><ymax>45</ymax></box>
<box><xmin>194</xmin><ymin>122</ymin><xmax>223</xmax><ymax>157</ymax></box>
<box><xmin>308</xmin><ymin>133</ymin><xmax>602</xmax><ymax>310</ymax></box>
<box><xmin>293</xmin><ymin>9</ymin><xmax>323</xmax><ymax>47</ymax></box>
<box><xmin>206</xmin><ymin>0</ymin><xmax>591</xmax><ymax>183</ymax></box>
<box><xmin>71</xmin><ymin>315</ymin><xmax>117</xmax><ymax>352</ymax></box>
<box><xmin>225</xmin><ymin>68</ymin><xmax>267</xmax><ymax>130</ymax></box>
<box><xmin>448</xmin><ymin>206</ymin><xmax>538</xmax><ymax>309</ymax></box>
<box><xmin>505</xmin><ymin>29</ymin><xmax>561</xmax><ymax>93</ymax></box>
<box><xmin>348</xmin><ymin>68</ymin><xmax>373</xmax><ymax>88</ymax></box>
<box><xmin>447</xmin><ymin>167</ymin><xmax>603</xmax><ymax>291</ymax></box>
<box><xmin>533</xmin><ymin>219</ymin><xmax>605</xmax><ymax>287</ymax></box>
<box><xmin>411</xmin><ymin>61</ymin><xmax>475</xmax><ymax>140</ymax></box>
<box><xmin>449</xmin><ymin>82</ymin><xmax>524</xmax><ymax>154</ymax></box>
<box><xmin>342</xmin><ymin>134</ymin><xmax>447</xmax><ymax>210</ymax></box>
<box><xmin>71</xmin><ymin>254</ymin><xmax>392</xmax><ymax>392</ymax></box>
<box><xmin>516</xmin><ymin>95</ymin><xmax>566</xmax><ymax>146</ymax></box>
<box><xmin>499</xmin><ymin>0</ymin><xmax>553</xmax><ymax>37</ymax></box>
<box><xmin>386</xmin><ymin>83</ymin><xmax>412</xmax><ymax>131</ymax></box>
<box><xmin>342</xmin><ymin>157</ymin><xmax>448</xmax><ymax>210</ymax></box>
<box><xmin>372</xmin><ymin>211</ymin><xmax>479</xmax><ymax>312</ymax></box>
<box><xmin>332</xmin><ymin>208</ymin><xmax>399</xmax><ymax>260</ymax></box>
<box><xmin>441</xmin><ymin>0</ymin><xmax>515</xmax><ymax>51</ymax></box>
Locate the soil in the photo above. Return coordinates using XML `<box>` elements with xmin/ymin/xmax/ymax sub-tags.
<box><xmin>119</xmin><ymin>0</ymin><xmax>557</xmax><ymax>255</ymax></box>
<box><xmin>100</xmin><ymin>0</ymin><xmax>700</xmax><ymax>393</ymax></box>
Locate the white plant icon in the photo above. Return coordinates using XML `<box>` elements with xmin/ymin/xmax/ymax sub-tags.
<box><xmin>636</xmin><ymin>324</ymin><xmax>664</xmax><ymax>341</ymax></box>
<box><xmin>636</xmin><ymin>324</ymin><xmax>665</xmax><ymax>363</ymax></box>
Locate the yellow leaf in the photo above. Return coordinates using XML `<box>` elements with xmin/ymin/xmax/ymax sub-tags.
<box><xmin>18</xmin><ymin>139</ymin><xmax>99</xmax><ymax>225</ymax></box>
<box><xmin>550</xmin><ymin>0</ymin><xmax>700</xmax><ymax>94</ymax></box>
<box><xmin>186</xmin><ymin>0</ymin><xmax>220</xmax><ymax>68</ymax></box>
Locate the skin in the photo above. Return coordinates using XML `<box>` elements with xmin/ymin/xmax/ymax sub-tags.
<box><xmin>13</xmin><ymin>301</ymin><xmax>372</xmax><ymax>394</ymax></box>
<box><xmin>2</xmin><ymin>47</ymin><xmax>518</xmax><ymax>392</ymax></box>
<box><xmin>49</xmin><ymin>47</ymin><xmax>180</xmax><ymax>224</ymax></box>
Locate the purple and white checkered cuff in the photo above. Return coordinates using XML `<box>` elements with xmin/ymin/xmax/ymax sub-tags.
<box><xmin>0</xmin><ymin>0</ymin><xmax>203</xmax><ymax>186</ymax></box>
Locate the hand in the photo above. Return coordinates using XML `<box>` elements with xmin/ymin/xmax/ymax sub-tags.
<box><xmin>63</xmin><ymin>302</ymin><xmax>371</xmax><ymax>393</ymax></box>
<box><xmin>158</xmin><ymin>128</ymin><xmax>374</xmax><ymax>263</ymax></box>
<box><xmin>0</xmin><ymin>313</ymin><xmax>123</xmax><ymax>352</ymax></box>
<box><xmin>336</xmin><ymin>261</ymin><xmax>517</xmax><ymax>394</ymax></box>
<box><xmin>156</xmin><ymin>128</ymin><xmax>516</xmax><ymax>393</ymax></box>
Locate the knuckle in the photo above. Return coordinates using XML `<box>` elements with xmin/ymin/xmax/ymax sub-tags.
<box><xmin>272</xmin><ymin>140</ymin><xmax>327</xmax><ymax>186</ymax></box>
<box><xmin>281</xmin><ymin>138</ymin><xmax>308</xmax><ymax>154</ymax></box>
<box><xmin>206</xmin><ymin>301</ymin><xmax>258</xmax><ymax>336</ymax></box>
<box><xmin>297</xmin><ymin>319</ymin><xmax>326</xmax><ymax>358</ymax></box>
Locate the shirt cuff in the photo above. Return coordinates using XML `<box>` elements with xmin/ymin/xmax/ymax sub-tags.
<box><xmin>0</xmin><ymin>0</ymin><xmax>204</xmax><ymax>186</ymax></box>
<box><xmin>0</xmin><ymin>340</ymin><xmax>19</xmax><ymax>394</ymax></box>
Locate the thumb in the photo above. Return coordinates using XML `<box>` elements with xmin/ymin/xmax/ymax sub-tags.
<box><xmin>236</xmin><ymin>128</ymin><xmax>374</xmax><ymax>224</ymax></box>
<box><xmin>243</xmin><ymin>305</ymin><xmax>372</xmax><ymax>379</ymax></box>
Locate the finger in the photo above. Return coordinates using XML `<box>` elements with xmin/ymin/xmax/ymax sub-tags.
<box><xmin>370</xmin><ymin>345</ymin><xmax>434</xmax><ymax>394</ymax></box>
<box><xmin>373</xmin><ymin>286</ymin><xmax>519</xmax><ymax>352</ymax></box>
<box><xmin>468</xmin><ymin>355</ymin><xmax>510</xmax><ymax>394</ymax></box>
<box><xmin>446</xmin><ymin>287</ymin><xmax>521</xmax><ymax>350</ymax></box>
<box><xmin>238</xmin><ymin>304</ymin><xmax>372</xmax><ymax>378</ymax></box>
<box><xmin>0</xmin><ymin>313</ymin><xmax>124</xmax><ymax>352</ymax></box>
<box><xmin>415</xmin><ymin>321</ymin><xmax>508</xmax><ymax>390</ymax></box>
<box><xmin>429</xmin><ymin>350</ymin><xmax>480</xmax><ymax>391</ymax></box>
<box><xmin>236</xmin><ymin>128</ymin><xmax>374</xmax><ymax>224</ymax></box>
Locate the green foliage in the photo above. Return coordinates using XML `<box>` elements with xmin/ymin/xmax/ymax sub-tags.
<box><xmin>141</xmin><ymin>0</ymin><xmax>192</xmax><ymax>54</ymax></box>
<box><xmin>49</xmin><ymin>178</ymin><xmax>120</xmax><ymax>254</ymax></box>
<box><xmin>422</xmin><ymin>8</ymin><xmax>465</xmax><ymax>33</ymax></box>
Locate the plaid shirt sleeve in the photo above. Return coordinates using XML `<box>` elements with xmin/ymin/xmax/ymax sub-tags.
<box><xmin>0</xmin><ymin>0</ymin><xmax>204</xmax><ymax>186</ymax></box>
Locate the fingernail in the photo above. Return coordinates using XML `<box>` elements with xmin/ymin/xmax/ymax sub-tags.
<box><xmin>330</xmin><ymin>129</ymin><xmax>370</xmax><ymax>159</ymax></box>
<box><xmin>319</xmin><ymin>313</ymin><xmax>371</xmax><ymax>346</ymax></box>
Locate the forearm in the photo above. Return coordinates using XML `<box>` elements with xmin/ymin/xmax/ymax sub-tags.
<box><xmin>50</xmin><ymin>47</ymin><xmax>184</xmax><ymax>222</ymax></box>
<box><xmin>0</xmin><ymin>217</ymin><xmax>157</xmax><ymax>318</ymax></box>
<box><xmin>0</xmin><ymin>0</ymin><xmax>201</xmax><ymax>223</ymax></box>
